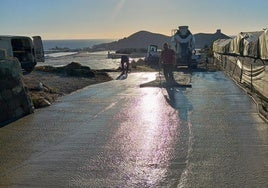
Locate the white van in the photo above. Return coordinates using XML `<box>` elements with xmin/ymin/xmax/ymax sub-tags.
<box><xmin>0</xmin><ymin>35</ymin><xmax>44</xmax><ymax>73</ymax></box>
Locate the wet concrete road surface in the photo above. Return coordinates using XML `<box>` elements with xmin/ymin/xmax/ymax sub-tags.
<box><xmin>0</xmin><ymin>71</ymin><xmax>267</xmax><ymax>187</ymax></box>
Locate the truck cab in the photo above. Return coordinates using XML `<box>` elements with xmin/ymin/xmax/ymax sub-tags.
<box><xmin>145</xmin><ymin>44</ymin><xmax>160</xmax><ymax>64</ymax></box>
<box><xmin>0</xmin><ymin>35</ymin><xmax>44</xmax><ymax>73</ymax></box>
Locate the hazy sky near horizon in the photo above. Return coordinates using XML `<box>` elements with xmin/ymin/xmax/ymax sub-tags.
<box><xmin>1</xmin><ymin>0</ymin><xmax>267</xmax><ymax>40</ymax></box>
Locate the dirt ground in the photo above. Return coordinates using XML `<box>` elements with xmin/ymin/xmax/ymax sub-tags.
<box><xmin>23</xmin><ymin>70</ymin><xmax>112</xmax><ymax>94</ymax></box>
<box><xmin>22</xmin><ymin>68</ymin><xmax>114</xmax><ymax>108</ymax></box>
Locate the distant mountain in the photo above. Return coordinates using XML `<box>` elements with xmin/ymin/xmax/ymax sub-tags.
<box><xmin>92</xmin><ymin>31</ymin><xmax>170</xmax><ymax>50</ymax></box>
<box><xmin>194</xmin><ymin>29</ymin><xmax>231</xmax><ymax>49</ymax></box>
<box><xmin>92</xmin><ymin>29</ymin><xmax>231</xmax><ymax>51</ymax></box>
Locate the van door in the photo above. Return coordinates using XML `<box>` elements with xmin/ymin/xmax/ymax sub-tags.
<box><xmin>32</xmin><ymin>36</ymin><xmax>45</xmax><ymax>62</ymax></box>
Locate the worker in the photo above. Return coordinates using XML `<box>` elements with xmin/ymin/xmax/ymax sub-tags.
<box><xmin>120</xmin><ymin>55</ymin><xmax>129</xmax><ymax>75</ymax></box>
<box><xmin>159</xmin><ymin>43</ymin><xmax>176</xmax><ymax>85</ymax></box>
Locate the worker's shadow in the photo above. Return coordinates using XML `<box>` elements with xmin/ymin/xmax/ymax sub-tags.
<box><xmin>139</xmin><ymin>73</ymin><xmax>193</xmax><ymax>121</ymax></box>
<box><xmin>116</xmin><ymin>72</ymin><xmax>128</xmax><ymax>80</ymax></box>
<box><xmin>164</xmin><ymin>87</ymin><xmax>193</xmax><ymax>122</ymax></box>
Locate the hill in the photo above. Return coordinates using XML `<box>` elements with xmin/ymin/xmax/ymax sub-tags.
<box><xmin>194</xmin><ymin>29</ymin><xmax>231</xmax><ymax>49</ymax></box>
<box><xmin>92</xmin><ymin>31</ymin><xmax>170</xmax><ymax>50</ymax></box>
<box><xmin>92</xmin><ymin>29</ymin><xmax>231</xmax><ymax>51</ymax></box>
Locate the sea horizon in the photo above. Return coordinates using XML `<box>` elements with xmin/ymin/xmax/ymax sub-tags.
<box><xmin>43</xmin><ymin>39</ymin><xmax>115</xmax><ymax>51</ymax></box>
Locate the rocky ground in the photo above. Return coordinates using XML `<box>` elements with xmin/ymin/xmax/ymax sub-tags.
<box><xmin>22</xmin><ymin>62</ymin><xmax>114</xmax><ymax>108</ymax></box>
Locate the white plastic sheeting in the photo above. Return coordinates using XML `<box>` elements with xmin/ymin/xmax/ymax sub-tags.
<box><xmin>213</xmin><ymin>39</ymin><xmax>232</xmax><ymax>54</ymax></box>
<box><xmin>230</xmin><ymin>31</ymin><xmax>262</xmax><ymax>58</ymax></box>
<box><xmin>259</xmin><ymin>29</ymin><xmax>268</xmax><ymax>60</ymax></box>
<box><xmin>213</xmin><ymin>29</ymin><xmax>268</xmax><ymax>60</ymax></box>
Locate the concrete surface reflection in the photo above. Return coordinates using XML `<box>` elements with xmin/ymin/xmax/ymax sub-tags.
<box><xmin>70</xmin><ymin>88</ymin><xmax>188</xmax><ymax>187</ymax></box>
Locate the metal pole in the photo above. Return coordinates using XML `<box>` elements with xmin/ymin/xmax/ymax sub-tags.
<box><xmin>251</xmin><ymin>63</ymin><xmax>253</xmax><ymax>92</ymax></box>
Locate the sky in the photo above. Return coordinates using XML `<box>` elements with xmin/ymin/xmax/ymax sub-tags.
<box><xmin>1</xmin><ymin>0</ymin><xmax>267</xmax><ymax>40</ymax></box>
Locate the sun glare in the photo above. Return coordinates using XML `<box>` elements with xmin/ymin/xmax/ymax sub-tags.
<box><xmin>111</xmin><ymin>0</ymin><xmax>126</xmax><ymax>20</ymax></box>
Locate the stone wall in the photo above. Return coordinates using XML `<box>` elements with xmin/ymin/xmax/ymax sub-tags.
<box><xmin>0</xmin><ymin>55</ymin><xmax>34</xmax><ymax>126</ymax></box>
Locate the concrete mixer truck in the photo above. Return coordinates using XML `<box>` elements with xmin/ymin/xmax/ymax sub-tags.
<box><xmin>171</xmin><ymin>26</ymin><xmax>198</xmax><ymax>68</ymax></box>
